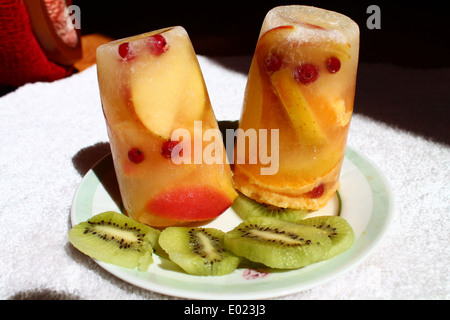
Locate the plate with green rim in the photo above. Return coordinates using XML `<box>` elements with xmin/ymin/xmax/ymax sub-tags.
<box><xmin>70</xmin><ymin>146</ymin><xmax>394</xmax><ymax>299</ymax></box>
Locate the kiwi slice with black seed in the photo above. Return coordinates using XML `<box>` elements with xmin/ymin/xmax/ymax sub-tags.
<box><xmin>299</xmin><ymin>215</ymin><xmax>355</xmax><ymax>259</ymax></box>
<box><xmin>232</xmin><ymin>193</ymin><xmax>309</xmax><ymax>222</ymax></box>
<box><xmin>224</xmin><ymin>217</ymin><xmax>332</xmax><ymax>269</ymax></box>
<box><xmin>158</xmin><ymin>227</ymin><xmax>240</xmax><ymax>276</ymax></box>
<box><xmin>68</xmin><ymin>211</ymin><xmax>160</xmax><ymax>271</ymax></box>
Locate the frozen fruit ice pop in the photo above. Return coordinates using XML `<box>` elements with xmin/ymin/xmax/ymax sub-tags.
<box><xmin>233</xmin><ymin>6</ymin><xmax>359</xmax><ymax>210</ymax></box>
<box><xmin>97</xmin><ymin>26</ymin><xmax>238</xmax><ymax>227</ymax></box>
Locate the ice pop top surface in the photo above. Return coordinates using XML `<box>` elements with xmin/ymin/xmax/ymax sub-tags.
<box><xmin>96</xmin><ymin>26</ymin><xmax>187</xmax><ymax>58</ymax></box>
<box><xmin>260</xmin><ymin>6</ymin><xmax>359</xmax><ymax>47</ymax></box>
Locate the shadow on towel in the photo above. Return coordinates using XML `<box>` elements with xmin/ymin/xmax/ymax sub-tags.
<box><xmin>9</xmin><ymin>289</ymin><xmax>81</xmax><ymax>300</ymax></box>
<box><xmin>72</xmin><ymin>142</ymin><xmax>123</xmax><ymax>211</ymax></box>
<box><xmin>72</xmin><ymin>141</ymin><xmax>112</xmax><ymax>176</ymax></box>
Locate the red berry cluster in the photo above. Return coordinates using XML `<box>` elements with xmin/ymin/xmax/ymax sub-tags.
<box><xmin>264</xmin><ymin>53</ymin><xmax>342</xmax><ymax>84</ymax></box>
<box><xmin>161</xmin><ymin>140</ymin><xmax>181</xmax><ymax>159</ymax></box>
<box><xmin>118</xmin><ymin>42</ymin><xmax>135</xmax><ymax>61</ymax></box>
<box><xmin>306</xmin><ymin>184</ymin><xmax>325</xmax><ymax>198</ymax></box>
<box><xmin>128</xmin><ymin>148</ymin><xmax>144</xmax><ymax>164</ymax></box>
<box><xmin>148</xmin><ymin>34</ymin><xmax>168</xmax><ymax>55</ymax></box>
<box><xmin>293</xmin><ymin>56</ymin><xmax>341</xmax><ymax>85</ymax></box>
<box><xmin>118</xmin><ymin>35</ymin><xmax>168</xmax><ymax>61</ymax></box>
<box><xmin>293</xmin><ymin>64</ymin><xmax>319</xmax><ymax>85</ymax></box>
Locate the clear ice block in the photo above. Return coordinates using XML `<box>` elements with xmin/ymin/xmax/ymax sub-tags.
<box><xmin>97</xmin><ymin>26</ymin><xmax>237</xmax><ymax>227</ymax></box>
<box><xmin>233</xmin><ymin>6</ymin><xmax>360</xmax><ymax>210</ymax></box>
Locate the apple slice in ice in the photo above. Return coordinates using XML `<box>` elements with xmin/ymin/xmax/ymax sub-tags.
<box><xmin>130</xmin><ymin>27</ymin><xmax>206</xmax><ymax>140</ymax></box>
<box><xmin>271</xmin><ymin>68</ymin><xmax>326</xmax><ymax>145</ymax></box>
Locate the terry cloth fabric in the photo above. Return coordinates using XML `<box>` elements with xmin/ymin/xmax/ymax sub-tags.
<box><xmin>0</xmin><ymin>56</ymin><xmax>449</xmax><ymax>300</ymax></box>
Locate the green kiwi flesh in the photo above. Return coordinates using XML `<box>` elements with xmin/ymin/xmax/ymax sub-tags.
<box><xmin>224</xmin><ymin>217</ymin><xmax>332</xmax><ymax>269</ymax></box>
<box><xmin>68</xmin><ymin>211</ymin><xmax>160</xmax><ymax>271</ymax></box>
<box><xmin>299</xmin><ymin>216</ymin><xmax>355</xmax><ymax>259</ymax></box>
<box><xmin>232</xmin><ymin>193</ymin><xmax>309</xmax><ymax>222</ymax></box>
<box><xmin>158</xmin><ymin>227</ymin><xmax>240</xmax><ymax>276</ymax></box>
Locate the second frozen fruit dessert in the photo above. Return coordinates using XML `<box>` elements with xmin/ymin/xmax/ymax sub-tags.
<box><xmin>97</xmin><ymin>26</ymin><xmax>238</xmax><ymax>227</ymax></box>
<box><xmin>233</xmin><ymin>6</ymin><xmax>360</xmax><ymax>210</ymax></box>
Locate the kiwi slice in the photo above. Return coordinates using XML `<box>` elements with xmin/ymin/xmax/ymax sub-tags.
<box><xmin>224</xmin><ymin>217</ymin><xmax>332</xmax><ymax>269</ymax></box>
<box><xmin>158</xmin><ymin>227</ymin><xmax>240</xmax><ymax>276</ymax></box>
<box><xmin>232</xmin><ymin>193</ymin><xmax>308</xmax><ymax>222</ymax></box>
<box><xmin>299</xmin><ymin>215</ymin><xmax>355</xmax><ymax>259</ymax></box>
<box><xmin>68</xmin><ymin>211</ymin><xmax>160</xmax><ymax>271</ymax></box>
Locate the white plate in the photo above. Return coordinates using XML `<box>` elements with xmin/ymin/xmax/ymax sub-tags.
<box><xmin>70</xmin><ymin>146</ymin><xmax>394</xmax><ymax>299</ymax></box>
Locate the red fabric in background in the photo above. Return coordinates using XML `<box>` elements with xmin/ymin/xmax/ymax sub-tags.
<box><xmin>0</xmin><ymin>0</ymin><xmax>73</xmax><ymax>87</ymax></box>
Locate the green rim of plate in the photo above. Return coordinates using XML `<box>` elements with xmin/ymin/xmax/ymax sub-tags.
<box><xmin>70</xmin><ymin>146</ymin><xmax>394</xmax><ymax>299</ymax></box>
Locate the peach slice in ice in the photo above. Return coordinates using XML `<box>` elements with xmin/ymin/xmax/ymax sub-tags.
<box><xmin>130</xmin><ymin>28</ymin><xmax>206</xmax><ymax>140</ymax></box>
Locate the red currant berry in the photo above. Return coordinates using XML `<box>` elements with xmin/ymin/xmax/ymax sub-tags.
<box><xmin>306</xmin><ymin>184</ymin><xmax>325</xmax><ymax>198</ymax></box>
<box><xmin>127</xmin><ymin>148</ymin><xmax>144</xmax><ymax>164</ymax></box>
<box><xmin>161</xmin><ymin>140</ymin><xmax>181</xmax><ymax>159</ymax></box>
<box><xmin>326</xmin><ymin>57</ymin><xmax>341</xmax><ymax>73</ymax></box>
<box><xmin>264</xmin><ymin>53</ymin><xmax>283</xmax><ymax>73</ymax></box>
<box><xmin>118</xmin><ymin>42</ymin><xmax>135</xmax><ymax>61</ymax></box>
<box><xmin>293</xmin><ymin>64</ymin><xmax>319</xmax><ymax>85</ymax></box>
<box><xmin>149</xmin><ymin>35</ymin><xmax>168</xmax><ymax>55</ymax></box>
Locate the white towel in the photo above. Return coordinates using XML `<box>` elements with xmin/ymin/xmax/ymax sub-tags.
<box><xmin>0</xmin><ymin>56</ymin><xmax>448</xmax><ymax>299</ymax></box>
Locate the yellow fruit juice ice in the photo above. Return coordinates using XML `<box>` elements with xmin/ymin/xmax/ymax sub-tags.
<box><xmin>233</xmin><ymin>6</ymin><xmax>359</xmax><ymax>210</ymax></box>
<box><xmin>97</xmin><ymin>26</ymin><xmax>237</xmax><ymax>227</ymax></box>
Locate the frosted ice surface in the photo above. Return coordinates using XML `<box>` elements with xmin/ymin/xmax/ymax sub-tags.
<box><xmin>260</xmin><ymin>5</ymin><xmax>359</xmax><ymax>46</ymax></box>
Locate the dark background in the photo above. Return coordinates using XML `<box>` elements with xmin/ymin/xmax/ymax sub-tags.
<box><xmin>51</xmin><ymin>1</ymin><xmax>450</xmax><ymax>145</ymax></box>
<box><xmin>72</xmin><ymin>0</ymin><xmax>449</xmax><ymax>67</ymax></box>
